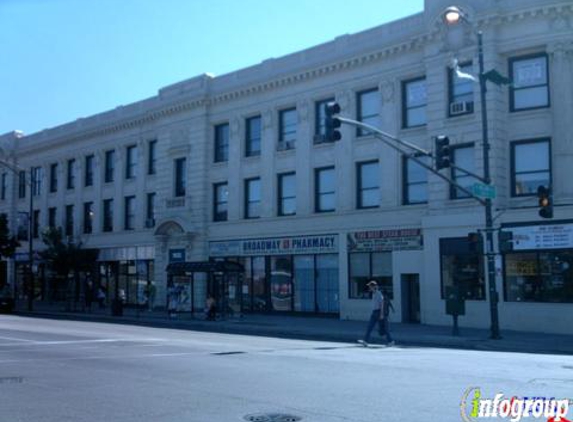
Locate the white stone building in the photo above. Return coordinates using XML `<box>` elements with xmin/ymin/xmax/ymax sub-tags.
<box><xmin>1</xmin><ymin>0</ymin><xmax>572</xmax><ymax>334</ymax></box>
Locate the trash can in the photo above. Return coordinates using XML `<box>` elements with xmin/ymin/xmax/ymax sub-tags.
<box><xmin>111</xmin><ymin>299</ymin><xmax>123</xmax><ymax>316</ymax></box>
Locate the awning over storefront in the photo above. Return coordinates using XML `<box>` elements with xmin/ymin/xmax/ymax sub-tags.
<box><xmin>166</xmin><ymin>261</ymin><xmax>244</xmax><ymax>275</ymax></box>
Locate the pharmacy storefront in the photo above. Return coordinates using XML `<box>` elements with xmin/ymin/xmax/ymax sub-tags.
<box><xmin>209</xmin><ymin>234</ymin><xmax>339</xmax><ymax>315</ymax></box>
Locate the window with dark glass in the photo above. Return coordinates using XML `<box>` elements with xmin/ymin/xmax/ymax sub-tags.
<box><xmin>146</xmin><ymin>193</ymin><xmax>155</xmax><ymax>228</ymax></box>
<box><xmin>103</xmin><ymin>199</ymin><xmax>113</xmax><ymax>232</ymax></box>
<box><xmin>49</xmin><ymin>163</ymin><xmax>58</xmax><ymax>193</ymax></box>
<box><xmin>48</xmin><ymin>207</ymin><xmax>57</xmax><ymax>228</ymax></box>
<box><xmin>32</xmin><ymin>167</ymin><xmax>42</xmax><ymax>196</ymax></box>
<box><xmin>174</xmin><ymin>157</ymin><xmax>186</xmax><ymax>197</ymax></box>
<box><xmin>85</xmin><ymin>155</ymin><xmax>94</xmax><ymax>187</ymax></box>
<box><xmin>1</xmin><ymin>173</ymin><xmax>6</xmax><ymax>200</ymax></box>
<box><xmin>403</xmin><ymin>156</ymin><xmax>429</xmax><ymax>205</ymax></box>
<box><xmin>244</xmin><ymin>178</ymin><xmax>261</xmax><ymax>219</ymax></box>
<box><xmin>213</xmin><ymin>182</ymin><xmax>228</xmax><ymax>222</ymax></box>
<box><xmin>451</xmin><ymin>145</ymin><xmax>477</xmax><ymax>199</ymax></box>
<box><xmin>356</xmin><ymin>89</ymin><xmax>379</xmax><ymax>137</ymax></box>
<box><xmin>278</xmin><ymin>108</ymin><xmax>296</xmax><ymax>150</ymax></box>
<box><xmin>511</xmin><ymin>139</ymin><xmax>550</xmax><ymax>197</ymax></box>
<box><xmin>104</xmin><ymin>150</ymin><xmax>115</xmax><ymax>183</ymax></box>
<box><xmin>148</xmin><ymin>140</ymin><xmax>157</xmax><ymax>175</ymax></box>
<box><xmin>18</xmin><ymin>171</ymin><xmax>26</xmax><ymax>199</ymax></box>
<box><xmin>214</xmin><ymin>123</ymin><xmax>229</xmax><ymax>163</ymax></box>
<box><xmin>440</xmin><ymin>237</ymin><xmax>485</xmax><ymax>300</ymax></box>
<box><xmin>510</xmin><ymin>54</ymin><xmax>549</xmax><ymax>111</ymax></box>
<box><xmin>449</xmin><ymin>62</ymin><xmax>474</xmax><ymax>117</ymax></box>
<box><xmin>402</xmin><ymin>77</ymin><xmax>427</xmax><ymax>128</ymax></box>
<box><xmin>65</xmin><ymin>204</ymin><xmax>74</xmax><ymax>237</ymax></box>
<box><xmin>349</xmin><ymin>252</ymin><xmax>393</xmax><ymax>299</ymax></box>
<box><xmin>67</xmin><ymin>159</ymin><xmax>75</xmax><ymax>189</ymax></box>
<box><xmin>278</xmin><ymin>172</ymin><xmax>296</xmax><ymax>216</ymax></box>
<box><xmin>315</xmin><ymin>167</ymin><xmax>335</xmax><ymax>213</ymax></box>
<box><xmin>124</xmin><ymin>196</ymin><xmax>135</xmax><ymax>230</ymax></box>
<box><xmin>125</xmin><ymin>145</ymin><xmax>137</xmax><ymax>179</ymax></box>
<box><xmin>245</xmin><ymin>116</ymin><xmax>261</xmax><ymax>157</ymax></box>
<box><xmin>83</xmin><ymin>202</ymin><xmax>93</xmax><ymax>234</ymax></box>
<box><xmin>315</xmin><ymin>98</ymin><xmax>335</xmax><ymax>142</ymax></box>
<box><xmin>357</xmin><ymin>161</ymin><xmax>380</xmax><ymax>209</ymax></box>
<box><xmin>32</xmin><ymin>210</ymin><xmax>40</xmax><ymax>239</ymax></box>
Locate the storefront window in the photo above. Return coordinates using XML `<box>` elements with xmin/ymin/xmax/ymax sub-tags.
<box><xmin>349</xmin><ymin>252</ymin><xmax>392</xmax><ymax>299</ymax></box>
<box><xmin>252</xmin><ymin>256</ymin><xmax>266</xmax><ymax>312</ymax></box>
<box><xmin>271</xmin><ymin>256</ymin><xmax>293</xmax><ymax>311</ymax></box>
<box><xmin>505</xmin><ymin>250</ymin><xmax>573</xmax><ymax>303</ymax></box>
<box><xmin>316</xmin><ymin>254</ymin><xmax>339</xmax><ymax>313</ymax></box>
<box><xmin>440</xmin><ymin>238</ymin><xmax>485</xmax><ymax>300</ymax></box>
<box><xmin>294</xmin><ymin>255</ymin><xmax>315</xmax><ymax>312</ymax></box>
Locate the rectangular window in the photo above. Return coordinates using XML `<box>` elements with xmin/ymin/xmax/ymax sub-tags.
<box><xmin>214</xmin><ymin>123</ymin><xmax>229</xmax><ymax>163</ymax></box>
<box><xmin>18</xmin><ymin>171</ymin><xmax>26</xmax><ymax>199</ymax></box>
<box><xmin>278</xmin><ymin>108</ymin><xmax>296</xmax><ymax>150</ymax></box>
<box><xmin>174</xmin><ymin>157</ymin><xmax>186</xmax><ymax>197</ymax></box>
<box><xmin>148</xmin><ymin>140</ymin><xmax>157</xmax><ymax>175</ymax></box>
<box><xmin>440</xmin><ymin>237</ymin><xmax>485</xmax><ymax>300</ymax></box>
<box><xmin>451</xmin><ymin>145</ymin><xmax>477</xmax><ymax>200</ymax></box>
<box><xmin>356</xmin><ymin>89</ymin><xmax>380</xmax><ymax>137</ymax></box>
<box><xmin>278</xmin><ymin>172</ymin><xmax>296</xmax><ymax>216</ymax></box>
<box><xmin>357</xmin><ymin>161</ymin><xmax>380</xmax><ymax>209</ymax></box>
<box><xmin>213</xmin><ymin>182</ymin><xmax>229</xmax><ymax>222</ymax></box>
<box><xmin>49</xmin><ymin>163</ymin><xmax>58</xmax><ymax>193</ymax></box>
<box><xmin>315</xmin><ymin>167</ymin><xmax>335</xmax><ymax>213</ymax></box>
<box><xmin>67</xmin><ymin>159</ymin><xmax>75</xmax><ymax>189</ymax></box>
<box><xmin>103</xmin><ymin>199</ymin><xmax>113</xmax><ymax>232</ymax></box>
<box><xmin>125</xmin><ymin>145</ymin><xmax>137</xmax><ymax>179</ymax></box>
<box><xmin>349</xmin><ymin>252</ymin><xmax>393</xmax><ymax>299</ymax></box>
<box><xmin>124</xmin><ymin>196</ymin><xmax>135</xmax><ymax>230</ymax></box>
<box><xmin>448</xmin><ymin>62</ymin><xmax>474</xmax><ymax>117</ymax></box>
<box><xmin>85</xmin><ymin>154</ymin><xmax>94</xmax><ymax>187</ymax></box>
<box><xmin>402</xmin><ymin>77</ymin><xmax>427</xmax><ymax>128</ymax></box>
<box><xmin>146</xmin><ymin>193</ymin><xmax>156</xmax><ymax>228</ymax></box>
<box><xmin>48</xmin><ymin>207</ymin><xmax>57</xmax><ymax>229</ymax></box>
<box><xmin>104</xmin><ymin>150</ymin><xmax>115</xmax><ymax>183</ymax></box>
<box><xmin>403</xmin><ymin>156</ymin><xmax>429</xmax><ymax>205</ymax></box>
<box><xmin>315</xmin><ymin>98</ymin><xmax>335</xmax><ymax>142</ymax></box>
<box><xmin>32</xmin><ymin>167</ymin><xmax>42</xmax><ymax>196</ymax></box>
<box><xmin>245</xmin><ymin>116</ymin><xmax>261</xmax><ymax>157</ymax></box>
<box><xmin>65</xmin><ymin>204</ymin><xmax>74</xmax><ymax>237</ymax></box>
<box><xmin>32</xmin><ymin>210</ymin><xmax>40</xmax><ymax>239</ymax></box>
<box><xmin>244</xmin><ymin>178</ymin><xmax>261</xmax><ymax>219</ymax></box>
<box><xmin>511</xmin><ymin>139</ymin><xmax>551</xmax><ymax>197</ymax></box>
<box><xmin>510</xmin><ymin>54</ymin><xmax>549</xmax><ymax>111</ymax></box>
<box><xmin>504</xmin><ymin>249</ymin><xmax>573</xmax><ymax>303</ymax></box>
<box><xmin>1</xmin><ymin>173</ymin><xmax>6</xmax><ymax>200</ymax></box>
<box><xmin>83</xmin><ymin>202</ymin><xmax>93</xmax><ymax>234</ymax></box>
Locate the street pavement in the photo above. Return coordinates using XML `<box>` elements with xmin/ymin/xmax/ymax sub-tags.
<box><xmin>0</xmin><ymin>316</ymin><xmax>572</xmax><ymax>422</ymax></box>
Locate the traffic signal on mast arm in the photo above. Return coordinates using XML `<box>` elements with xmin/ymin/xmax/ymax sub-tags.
<box><xmin>537</xmin><ymin>185</ymin><xmax>553</xmax><ymax>219</ymax></box>
<box><xmin>325</xmin><ymin>102</ymin><xmax>342</xmax><ymax>142</ymax></box>
<box><xmin>498</xmin><ymin>230</ymin><xmax>514</xmax><ymax>253</ymax></box>
<box><xmin>435</xmin><ymin>136</ymin><xmax>451</xmax><ymax>170</ymax></box>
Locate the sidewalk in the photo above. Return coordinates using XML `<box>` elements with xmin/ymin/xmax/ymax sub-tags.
<box><xmin>11</xmin><ymin>302</ymin><xmax>573</xmax><ymax>355</ymax></box>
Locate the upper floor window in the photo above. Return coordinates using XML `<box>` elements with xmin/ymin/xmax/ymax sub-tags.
<box><xmin>49</xmin><ymin>163</ymin><xmax>58</xmax><ymax>193</ymax></box>
<box><xmin>402</xmin><ymin>77</ymin><xmax>427</xmax><ymax>128</ymax></box>
<box><xmin>83</xmin><ymin>202</ymin><xmax>93</xmax><ymax>234</ymax></box>
<box><xmin>403</xmin><ymin>156</ymin><xmax>429</xmax><ymax>205</ymax></box>
<box><xmin>18</xmin><ymin>171</ymin><xmax>26</xmax><ymax>199</ymax></box>
<box><xmin>31</xmin><ymin>167</ymin><xmax>42</xmax><ymax>196</ymax></box>
<box><xmin>449</xmin><ymin>62</ymin><xmax>474</xmax><ymax>117</ymax></box>
<box><xmin>510</xmin><ymin>54</ymin><xmax>549</xmax><ymax>111</ymax></box>
<box><xmin>214</xmin><ymin>123</ymin><xmax>229</xmax><ymax>163</ymax></box>
<box><xmin>174</xmin><ymin>157</ymin><xmax>186</xmax><ymax>197</ymax></box>
<box><xmin>125</xmin><ymin>145</ymin><xmax>137</xmax><ymax>179</ymax></box>
<box><xmin>245</xmin><ymin>116</ymin><xmax>261</xmax><ymax>157</ymax></box>
<box><xmin>67</xmin><ymin>159</ymin><xmax>75</xmax><ymax>189</ymax></box>
<box><xmin>213</xmin><ymin>182</ymin><xmax>229</xmax><ymax>222</ymax></box>
<box><xmin>315</xmin><ymin>98</ymin><xmax>335</xmax><ymax>142</ymax></box>
<box><xmin>356</xmin><ymin>89</ymin><xmax>379</xmax><ymax>137</ymax></box>
<box><xmin>104</xmin><ymin>150</ymin><xmax>115</xmax><ymax>183</ymax></box>
<box><xmin>278</xmin><ymin>108</ymin><xmax>296</xmax><ymax>150</ymax></box>
<box><xmin>1</xmin><ymin>173</ymin><xmax>6</xmax><ymax>200</ymax></box>
<box><xmin>450</xmin><ymin>144</ymin><xmax>477</xmax><ymax>200</ymax></box>
<box><xmin>357</xmin><ymin>161</ymin><xmax>380</xmax><ymax>209</ymax></box>
<box><xmin>146</xmin><ymin>193</ymin><xmax>156</xmax><ymax>228</ymax></box>
<box><xmin>85</xmin><ymin>155</ymin><xmax>94</xmax><ymax>187</ymax></box>
<box><xmin>124</xmin><ymin>196</ymin><xmax>135</xmax><ymax>230</ymax></box>
<box><xmin>278</xmin><ymin>172</ymin><xmax>296</xmax><ymax>216</ymax></box>
<box><xmin>244</xmin><ymin>178</ymin><xmax>261</xmax><ymax>219</ymax></box>
<box><xmin>48</xmin><ymin>207</ymin><xmax>57</xmax><ymax>229</ymax></box>
<box><xmin>103</xmin><ymin>199</ymin><xmax>114</xmax><ymax>232</ymax></box>
<box><xmin>65</xmin><ymin>204</ymin><xmax>74</xmax><ymax>237</ymax></box>
<box><xmin>511</xmin><ymin>139</ymin><xmax>550</xmax><ymax>197</ymax></box>
<box><xmin>148</xmin><ymin>140</ymin><xmax>157</xmax><ymax>175</ymax></box>
<box><xmin>315</xmin><ymin>166</ymin><xmax>335</xmax><ymax>213</ymax></box>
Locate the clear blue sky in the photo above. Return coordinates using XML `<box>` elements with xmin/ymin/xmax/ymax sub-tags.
<box><xmin>0</xmin><ymin>0</ymin><xmax>424</xmax><ymax>135</ymax></box>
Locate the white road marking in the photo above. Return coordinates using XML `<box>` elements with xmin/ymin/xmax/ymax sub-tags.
<box><xmin>0</xmin><ymin>335</ymin><xmax>37</xmax><ymax>343</ymax></box>
<box><xmin>0</xmin><ymin>338</ymin><xmax>164</xmax><ymax>347</ymax></box>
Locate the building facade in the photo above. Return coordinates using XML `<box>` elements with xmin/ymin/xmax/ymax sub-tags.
<box><xmin>1</xmin><ymin>0</ymin><xmax>572</xmax><ymax>333</ymax></box>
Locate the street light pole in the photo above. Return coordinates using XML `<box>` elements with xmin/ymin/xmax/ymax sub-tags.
<box><xmin>28</xmin><ymin>167</ymin><xmax>34</xmax><ymax>312</ymax></box>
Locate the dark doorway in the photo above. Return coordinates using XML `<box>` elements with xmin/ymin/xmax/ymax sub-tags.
<box><xmin>401</xmin><ymin>273</ymin><xmax>420</xmax><ymax>323</ymax></box>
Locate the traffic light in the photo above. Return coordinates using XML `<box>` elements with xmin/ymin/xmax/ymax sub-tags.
<box><xmin>498</xmin><ymin>230</ymin><xmax>513</xmax><ymax>253</ymax></box>
<box><xmin>325</xmin><ymin>102</ymin><xmax>342</xmax><ymax>142</ymax></box>
<box><xmin>435</xmin><ymin>136</ymin><xmax>451</xmax><ymax>170</ymax></box>
<box><xmin>468</xmin><ymin>232</ymin><xmax>483</xmax><ymax>254</ymax></box>
<box><xmin>537</xmin><ymin>185</ymin><xmax>553</xmax><ymax>219</ymax></box>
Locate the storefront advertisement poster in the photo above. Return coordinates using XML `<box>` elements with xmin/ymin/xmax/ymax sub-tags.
<box><xmin>347</xmin><ymin>228</ymin><xmax>423</xmax><ymax>252</ymax></box>
<box><xmin>510</xmin><ymin>224</ymin><xmax>573</xmax><ymax>251</ymax></box>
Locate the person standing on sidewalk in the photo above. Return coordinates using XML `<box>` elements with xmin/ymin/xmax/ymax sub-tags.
<box><xmin>379</xmin><ymin>288</ymin><xmax>395</xmax><ymax>345</ymax></box>
<box><xmin>358</xmin><ymin>280</ymin><xmax>388</xmax><ymax>347</ymax></box>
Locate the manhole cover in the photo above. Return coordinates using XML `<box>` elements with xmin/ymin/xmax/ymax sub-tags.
<box><xmin>243</xmin><ymin>413</ymin><xmax>302</xmax><ymax>422</ymax></box>
<box><xmin>0</xmin><ymin>377</ymin><xmax>24</xmax><ymax>384</ymax></box>
<box><xmin>212</xmin><ymin>351</ymin><xmax>246</xmax><ymax>356</ymax></box>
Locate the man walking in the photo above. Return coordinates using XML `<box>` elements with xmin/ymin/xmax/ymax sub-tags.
<box><xmin>358</xmin><ymin>280</ymin><xmax>394</xmax><ymax>346</ymax></box>
<box><xmin>380</xmin><ymin>288</ymin><xmax>395</xmax><ymax>345</ymax></box>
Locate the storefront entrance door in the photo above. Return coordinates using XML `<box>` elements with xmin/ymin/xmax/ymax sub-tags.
<box><xmin>401</xmin><ymin>273</ymin><xmax>420</xmax><ymax>323</ymax></box>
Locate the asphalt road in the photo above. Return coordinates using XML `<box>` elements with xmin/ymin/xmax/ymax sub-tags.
<box><xmin>1</xmin><ymin>316</ymin><xmax>571</xmax><ymax>422</ymax></box>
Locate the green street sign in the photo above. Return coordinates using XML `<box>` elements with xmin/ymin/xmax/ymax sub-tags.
<box><xmin>472</xmin><ymin>183</ymin><xmax>496</xmax><ymax>199</ymax></box>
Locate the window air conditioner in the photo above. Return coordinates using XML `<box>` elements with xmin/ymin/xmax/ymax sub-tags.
<box><xmin>450</xmin><ymin>101</ymin><xmax>473</xmax><ymax>115</ymax></box>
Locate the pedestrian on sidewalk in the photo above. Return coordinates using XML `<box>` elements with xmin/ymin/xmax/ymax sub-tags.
<box><xmin>379</xmin><ymin>288</ymin><xmax>395</xmax><ymax>345</ymax></box>
<box><xmin>358</xmin><ymin>280</ymin><xmax>386</xmax><ymax>347</ymax></box>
